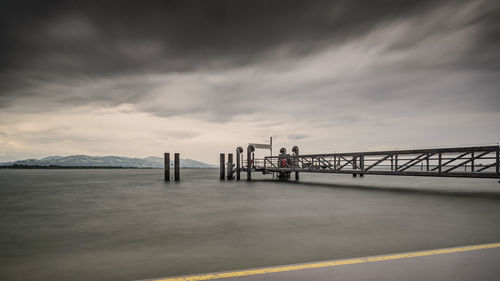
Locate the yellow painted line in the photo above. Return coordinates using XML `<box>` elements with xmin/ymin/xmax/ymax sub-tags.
<box><xmin>150</xmin><ymin>242</ymin><xmax>500</xmax><ymax>281</ymax></box>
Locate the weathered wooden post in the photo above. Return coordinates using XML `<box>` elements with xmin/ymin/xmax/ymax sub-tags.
<box><xmin>247</xmin><ymin>145</ymin><xmax>255</xmax><ymax>181</ymax></box>
<box><xmin>227</xmin><ymin>153</ymin><xmax>234</xmax><ymax>180</ymax></box>
<box><xmin>164</xmin><ymin>153</ymin><xmax>170</xmax><ymax>181</ymax></box>
<box><xmin>174</xmin><ymin>153</ymin><xmax>180</xmax><ymax>181</ymax></box>
<box><xmin>292</xmin><ymin>146</ymin><xmax>299</xmax><ymax>181</ymax></box>
<box><xmin>236</xmin><ymin>147</ymin><xmax>243</xmax><ymax>180</ymax></box>
<box><xmin>220</xmin><ymin>153</ymin><xmax>225</xmax><ymax>180</ymax></box>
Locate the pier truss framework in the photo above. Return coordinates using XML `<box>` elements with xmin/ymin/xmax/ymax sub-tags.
<box><xmin>242</xmin><ymin>145</ymin><xmax>500</xmax><ymax>179</ymax></box>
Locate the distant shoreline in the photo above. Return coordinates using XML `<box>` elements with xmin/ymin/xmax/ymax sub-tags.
<box><xmin>0</xmin><ymin>165</ymin><xmax>216</xmax><ymax>169</ymax></box>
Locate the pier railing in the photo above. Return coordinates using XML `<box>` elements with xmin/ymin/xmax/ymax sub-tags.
<box><xmin>262</xmin><ymin>145</ymin><xmax>499</xmax><ymax>179</ymax></box>
<box><xmin>241</xmin><ymin>158</ymin><xmax>266</xmax><ymax>170</ymax></box>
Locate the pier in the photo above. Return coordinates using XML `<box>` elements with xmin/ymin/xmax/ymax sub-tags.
<box><xmin>220</xmin><ymin>142</ymin><xmax>500</xmax><ymax>181</ymax></box>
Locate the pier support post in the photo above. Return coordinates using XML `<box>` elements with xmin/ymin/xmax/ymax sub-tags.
<box><xmin>247</xmin><ymin>145</ymin><xmax>255</xmax><ymax>181</ymax></box>
<box><xmin>220</xmin><ymin>153</ymin><xmax>225</xmax><ymax>180</ymax></box>
<box><xmin>164</xmin><ymin>153</ymin><xmax>170</xmax><ymax>181</ymax></box>
<box><xmin>227</xmin><ymin>153</ymin><xmax>234</xmax><ymax>180</ymax></box>
<box><xmin>236</xmin><ymin>147</ymin><xmax>243</xmax><ymax>180</ymax></box>
<box><xmin>174</xmin><ymin>153</ymin><xmax>180</xmax><ymax>181</ymax></box>
<box><xmin>292</xmin><ymin>146</ymin><xmax>299</xmax><ymax>181</ymax></box>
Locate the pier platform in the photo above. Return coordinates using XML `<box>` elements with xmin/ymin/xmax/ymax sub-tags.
<box><xmin>145</xmin><ymin>243</ymin><xmax>500</xmax><ymax>281</ymax></box>
<box><xmin>219</xmin><ymin>142</ymin><xmax>500</xmax><ymax>181</ymax></box>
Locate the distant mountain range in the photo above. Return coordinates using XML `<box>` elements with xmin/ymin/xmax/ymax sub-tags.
<box><xmin>0</xmin><ymin>155</ymin><xmax>216</xmax><ymax>168</ymax></box>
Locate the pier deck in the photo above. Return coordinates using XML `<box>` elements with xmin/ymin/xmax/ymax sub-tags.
<box><xmin>232</xmin><ymin>145</ymin><xmax>500</xmax><ymax>180</ymax></box>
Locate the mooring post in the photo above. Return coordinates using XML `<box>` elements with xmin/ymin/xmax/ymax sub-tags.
<box><xmin>247</xmin><ymin>149</ymin><xmax>251</xmax><ymax>181</ymax></box>
<box><xmin>164</xmin><ymin>153</ymin><xmax>170</xmax><ymax>181</ymax></box>
<box><xmin>247</xmin><ymin>145</ymin><xmax>254</xmax><ymax>181</ymax></box>
<box><xmin>227</xmin><ymin>153</ymin><xmax>234</xmax><ymax>180</ymax></box>
<box><xmin>292</xmin><ymin>146</ymin><xmax>299</xmax><ymax>181</ymax></box>
<box><xmin>236</xmin><ymin>147</ymin><xmax>243</xmax><ymax>180</ymax></box>
<box><xmin>220</xmin><ymin>153</ymin><xmax>225</xmax><ymax>180</ymax></box>
<box><xmin>174</xmin><ymin>153</ymin><xmax>180</xmax><ymax>181</ymax></box>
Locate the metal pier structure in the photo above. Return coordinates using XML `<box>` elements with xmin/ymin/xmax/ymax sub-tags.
<box><xmin>221</xmin><ymin>142</ymin><xmax>500</xmax><ymax>181</ymax></box>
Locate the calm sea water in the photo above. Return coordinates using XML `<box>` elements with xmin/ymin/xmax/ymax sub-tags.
<box><xmin>1</xmin><ymin>169</ymin><xmax>500</xmax><ymax>281</ymax></box>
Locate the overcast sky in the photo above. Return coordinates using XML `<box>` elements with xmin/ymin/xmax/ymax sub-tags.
<box><xmin>1</xmin><ymin>0</ymin><xmax>499</xmax><ymax>164</ymax></box>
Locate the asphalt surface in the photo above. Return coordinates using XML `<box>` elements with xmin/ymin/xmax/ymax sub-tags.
<box><xmin>147</xmin><ymin>244</ymin><xmax>500</xmax><ymax>281</ymax></box>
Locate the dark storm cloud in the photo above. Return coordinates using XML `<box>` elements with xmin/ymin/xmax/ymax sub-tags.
<box><xmin>1</xmin><ymin>0</ymin><xmax>444</xmax><ymax>72</ymax></box>
<box><xmin>0</xmin><ymin>0</ymin><xmax>499</xmax><ymax>118</ymax></box>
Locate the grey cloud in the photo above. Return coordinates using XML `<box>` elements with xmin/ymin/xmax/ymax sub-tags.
<box><xmin>288</xmin><ymin>134</ymin><xmax>308</xmax><ymax>140</ymax></box>
<box><xmin>1</xmin><ymin>0</ymin><xmax>446</xmax><ymax>72</ymax></box>
<box><xmin>0</xmin><ymin>1</ymin><xmax>468</xmax><ymax>82</ymax></box>
<box><xmin>0</xmin><ymin>0</ymin><xmax>499</xmax><ymax>125</ymax></box>
<box><xmin>1</xmin><ymin>127</ymin><xmax>105</xmax><ymax>144</ymax></box>
<box><xmin>154</xmin><ymin>130</ymin><xmax>200</xmax><ymax>140</ymax></box>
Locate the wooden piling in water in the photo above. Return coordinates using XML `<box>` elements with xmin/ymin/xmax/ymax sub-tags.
<box><xmin>220</xmin><ymin>153</ymin><xmax>225</xmax><ymax>180</ymax></box>
<box><xmin>247</xmin><ymin>145</ymin><xmax>254</xmax><ymax>181</ymax></box>
<box><xmin>164</xmin><ymin>153</ymin><xmax>170</xmax><ymax>181</ymax></box>
<box><xmin>227</xmin><ymin>153</ymin><xmax>234</xmax><ymax>180</ymax></box>
<box><xmin>293</xmin><ymin>146</ymin><xmax>299</xmax><ymax>181</ymax></box>
<box><xmin>236</xmin><ymin>148</ymin><xmax>242</xmax><ymax>180</ymax></box>
<box><xmin>174</xmin><ymin>153</ymin><xmax>180</xmax><ymax>181</ymax></box>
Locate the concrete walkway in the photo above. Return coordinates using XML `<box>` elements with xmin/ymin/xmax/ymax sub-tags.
<box><xmin>144</xmin><ymin>243</ymin><xmax>500</xmax><ymax>281</ymax></box>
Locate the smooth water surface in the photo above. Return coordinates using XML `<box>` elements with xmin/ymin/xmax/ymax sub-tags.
<box><xmin>1</xmin><ymin>169</ymin><xmax>500</xmax><ymax>281</ymax></box>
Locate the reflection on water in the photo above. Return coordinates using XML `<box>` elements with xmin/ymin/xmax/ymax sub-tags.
<box><xmin>1</xmin><ymin>169</ymin><xmax>500</xmax><ymax>281</ymax></box>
